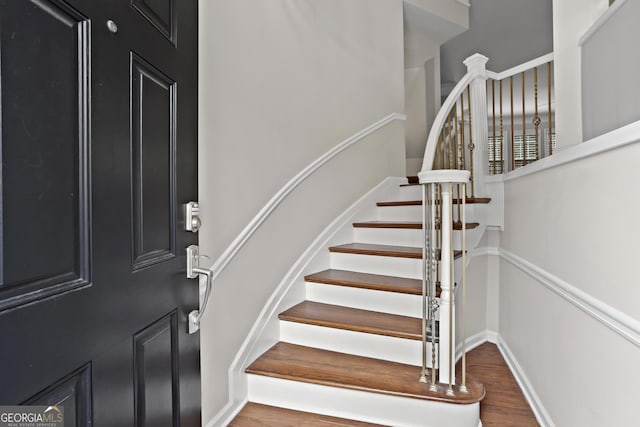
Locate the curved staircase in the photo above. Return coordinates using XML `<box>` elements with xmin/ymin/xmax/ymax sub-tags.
<box><xmin>230</xmin><ymin>178</ymin><xmax>490</xmax><ymax>427</ymax></box>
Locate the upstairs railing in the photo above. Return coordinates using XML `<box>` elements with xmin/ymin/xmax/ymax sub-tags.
<box><xmin>417</xmin><ymin>53</ymin><xmax>554</xmax><ymax>394</ymax></box>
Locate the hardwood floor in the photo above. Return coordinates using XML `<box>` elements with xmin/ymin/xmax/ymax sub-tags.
<box><xmin>464</xmin><ymin>342</ymin><xmax>539</xmax><ymax>426</ymax></box>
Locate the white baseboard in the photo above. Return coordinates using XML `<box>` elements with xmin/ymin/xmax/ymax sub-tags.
<box><xmin>496</xmin><ymin>335</ymin><xmax>555</xmax><ymax>427</ymax></box>
<box><xmin>205</xmin><ymin>399</ymin><xmax>245</xmax><ymax>427</ymax></box>
<box><xmin>455</xmin><ymin>330</ymin><xmax>497</xmax><ymax>362</ymax></box>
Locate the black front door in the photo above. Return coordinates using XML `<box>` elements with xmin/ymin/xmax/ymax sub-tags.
<box><xmin>0</xmin><ymin>0</ymin><xmax>200</xmax><ymax>425</ymax></box>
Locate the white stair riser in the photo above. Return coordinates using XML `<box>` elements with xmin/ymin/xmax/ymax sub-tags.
<box><xmin>398</xmin><ymin>185</ymin><xmax>423</xmax><ymax>199</ymax></box>
<box><xmin>354</xmin><ymin>228</ymin><xmax>422</xmax><ymax>247</ymax></box>
<box><xmin>306</xmin><ymin>282</ymin><xmax>422</xmax><ymax>317</ymax></box>
<box><xmin>375</xmin><ymin>204</ymin><xmax>479</xmax><ymax>222</ymax></box>
<box><xmin>247</xmin><ymin>375</ymin><xmax>480</xmax><ymax>427</ymax></box>
<box><xmin>353</xmin><ymin>228</ymin><xmax>469</xmax><ymax>251</ymax></box>
<box><xmin>280</xmin><ymin>321</ymin><xmax>430</xmax><ymax>366</ymax></box>
<box><xmin>376</xmin><ymin>205</ymin><xmax>422</xmax><ymax>221</ymax></box>
<box><xmin>331</xmin><ymin>252</ymin><xmax>421</xmax><ymax>279</ymax></box>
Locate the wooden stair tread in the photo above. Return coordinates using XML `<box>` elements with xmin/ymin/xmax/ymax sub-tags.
<box><xmin>279</xmin><ymin>301</ymin><xmax>422</xmax><ymax>340</ymax></box>
<box><xmin>305</xmin><ymin>269</ymin><xmax>442</xmax><ymax>297</ymax></box>
<box><xmin>329</xmin><ymin>243</ymin><xmax>462</xmax><ymax>259</ymax></box>
<box><xmin>353</xmin><ymin>221</ymin><xmax>480</xmax><ymax>230</ymax></box>
<box><xmin>246</xmin><ymin>342</ymin><xmax>485</xmax><ymax>404</ymax></box>
<box><xmin>329</xmin><ymin>243</ymin><xmax>421</xmax><ymax>258</ymax></box>
<box><xmin>376</xmin><ymin>197</ymin><xmax>491</xmax><ymax>206</ymax></box>
<box><xmin>407</xmin><ymin>176</ymin><xmax>419</xmax><ymax>184</ymax></box>
<box><xmin>305</xmin><ymin>269</ymin><xmax>422</xmax><ymax>295</ymax></box>
<box><xmin>229</xmin><ymin>402</ymin><xmax>385</xmax><ymax>426</ymax></box>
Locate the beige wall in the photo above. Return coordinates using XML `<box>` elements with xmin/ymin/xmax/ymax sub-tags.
<box><xmin>552</xmin><ymin>0</ymin><xmax>607</xmax><ymax>148</ymax></box>
<box><xmin>198</xmin><ymin>0</ymin><xmax>405</xmax><ymax>422</ymax></box>
<box><xmin>499</xmin><ymin>143</ymin><xmax>640</xmax><ymax>425</ymax></box>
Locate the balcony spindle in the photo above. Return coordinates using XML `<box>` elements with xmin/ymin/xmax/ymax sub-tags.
<box><xmin>510</xmin><ymin>76</ymin><xmax>515</xmax><ymax>171</ymax></box>
<box><xmin>499</xmin><ymin>80</ymin><xmax>504</xmax><ymax>174</ymax></box>
<box><xmin>534</xmin><ymin>66</ymin><xmax>540</xmax><ymax>160</ymax></box>
<box><xmin>467</xmin><ymin>86</ymin><xmax>474</xmax><ymax>197</ymax></box>
<box><xmin>521</xmin><ymin>71</ymin><xmax>526</xmax><ymax>166</ymax></box>
<box><xmin>548</xmin><ymin>61</ymin><xmax>553</xmax><ymax>156</ymax></box>
<box><xmin>491</xmin><ymin>80</ymin><xmax>496</xmax><ymax>174</ymax></box>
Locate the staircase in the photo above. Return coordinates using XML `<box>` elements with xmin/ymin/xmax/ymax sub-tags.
<box><xmin>223</xmin><ymin>51</ymin><xmax>555</xmax><ymax>426</ymax></box>
<box><xmin>229</xmin><ymin>178</ymin><xmax>490</xmax><ymax>427</ymax></box>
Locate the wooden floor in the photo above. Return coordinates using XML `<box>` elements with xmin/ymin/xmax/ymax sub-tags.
<box><xmin>230</xmin><ymin>342</ymin><xmax>537</xmax><ymax>426</ymax></box>
<box><xmin>465</xmin><ymin>342</ymin><xmax>539</xmax><ymax>426</ymax></box>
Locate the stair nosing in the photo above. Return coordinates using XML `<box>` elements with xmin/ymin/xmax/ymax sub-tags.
<box><xmin>329</xmin><ymin>243</ymin><xmax>462</xmax><ymax>260</ymax></box>
<box><xmin>279</xmin><ymin>301</ymin><xmax>422</xmax><ymax>341</ymax></box>
<box><xmin>376</xmin><ymin>197</ymin><xmax>491</xmax><ymax>206</ymax></box>
<box><xmin>352</xmin><ymin>221</ymin><xmax>480</xmax><ymax>230</ymax></box>
<box><xmin>304</xmin><ymin>269</ymin><xmax>421</xmax><ymax>295</ymax></box>
<box><xmin>246</xmin><ymin>342</ymin><xmax>485</xmax><ymax>405</ymax></box>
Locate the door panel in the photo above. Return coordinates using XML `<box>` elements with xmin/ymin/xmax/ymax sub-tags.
<box><xmin>0</xmin><ymin>0</ymin><xmax>199</xmax><ymax>424</ymax></box>
<box><xmin>0</xmin><ymin>0</ymin><xmax>90</xmax><ymax>312</ymax></box>
<box><xmin>131</xmin><ymin>0</ymin><xmax>176</xmax><ymax>44</ymax></box>
<box><xmin>130</xmin><ymin>53</ymin><xmax>177</xmax><ymax>270</ymax></box>
<box><xmin>24</xmin><ymin>364</ymin><xmax>93</xmax><ymax>427</ymax></box>
<box><xmin>133</xmin><ymin>312</ymin><xmax>179</xmax><ymax>426</ymax></box>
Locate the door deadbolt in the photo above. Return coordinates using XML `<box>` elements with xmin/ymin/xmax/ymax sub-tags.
<box><xmin>184</xmin><ymin>202</ymin><xmax>201</xmax><ymax>232</ymax></box>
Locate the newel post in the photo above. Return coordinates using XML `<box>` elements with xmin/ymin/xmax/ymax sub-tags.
<box><xmin>463</xmin><ymin>54</ymin><xmax>489</xmax><ymax>197</ymax></box>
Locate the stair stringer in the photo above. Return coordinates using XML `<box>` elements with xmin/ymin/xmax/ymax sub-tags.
<box><xmin>213</xmin><ymin>177</ymin><xmax>408</xmax><ymax>427</ymax></box>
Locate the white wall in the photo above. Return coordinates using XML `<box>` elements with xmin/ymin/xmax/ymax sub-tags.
<box><xmin>552</xmin><ymin>0</ymin><xmax>608</xmax><ymax>148</ymax></box>
<box><xmin>198</xmin><ymin>0</ymin><xmax>405</xmax><ymax>423</ymax></box>
<box><xmin>582</xmin><ymin>0</ymin><xmax>640</xmax><ymax>140</ymax></box>
<box><xmin>441</xmin><ymin>0</ymin><xmax>553</xmax><ymax>84</ymax></box>
<box><xmin>498</xmin><ymin>142</ymin><xmax>640</xmax><ymax>425</ymax></box>
<box><xmin>405</xmin><ymin>64</ymin><xmax>439</xmax><ymax>175</ymax></box>
<box><xmin>405</xmin><ymin>67</ymin><xmax>427</xmax><ymax>175</ymax></box>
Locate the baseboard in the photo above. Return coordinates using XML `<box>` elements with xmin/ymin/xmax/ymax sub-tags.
<box><xmin>496</xmin><ymin>335</ymin><xmax>555</xmax><ymax>427</ymax></box>
<box><xmin>455</xmin><ymin>330</ymin><xmax>497</xmax><ymax>363</ymax></box>
<box><xmin>205</xmin><ymin>399</ymin><xmax>245</xmax><ymax>427</ymax></box>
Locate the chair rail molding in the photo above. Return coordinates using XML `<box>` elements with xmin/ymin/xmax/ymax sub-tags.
<box><xmin>473</xmin><ymin>246</ymin><xmax>640</xmax><ymax>348</ymax></box>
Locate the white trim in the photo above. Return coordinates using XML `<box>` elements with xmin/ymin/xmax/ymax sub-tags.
<box><xmin>455</xmin><ymin>330</ymin><xmax>497</xmax><ymax>363</ymax></box>
<box><xmin>455</xmin><ymin>0</ymin><xmax>471</xmax><ymax>8</ymax></box>
<box><xmin>206</xmin><ymin>113</ymin><xmax>406</xmax><ymax>287</ymax></box>
<box><xmin>418</xmin><ymin>169</ymin><xmax>470</xmax><ymax>184</ymax></box>
<box><xmin>579</xmin><ymin>0</ymin><xmax>628</xmax><ymax>46</ymax></box>
<box><xmin>205</xmin><ymin>400</ymin><xmax>246</xmax><ymax>427</ymax></box>
<box><xmin>206</xmin><ymin>177</ymin><xmax>407</xmax><ymax>427</ymax></box>
<box><xmin>502</xmin><ymin>119</ymin><xmax>640</xmax><ymax>181</ymax></box>
<box><xmin>470</xmin><ymin>246</ymin><xmax>499</xmax><ymax>258</ymax></box>
<box><xmin>497</xmin><ymin>336</ymin><xmax>555</xmax><ymax>427</ymax></box>
<box><xmin>486</xmin><ymin>53</ymin><xmax>554</xmax><ymax>81</ymax></box>
<box><xmin>472</xmin><ymin>246</ymin><xmax>640</xmax><ymax>348</ymax></box>
<box><xmin>498</xmin><ymin>248</ymin><xmax>640</xmax><ymax>348</ymax></box>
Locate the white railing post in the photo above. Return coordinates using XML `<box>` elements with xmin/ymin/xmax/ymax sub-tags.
<box><xmin>438</xmin><ymin>182</ymin><xmax>455</xmax><ymax>387</ymax></box>
<box><xmin>418</xmin><ymin>170</ymin><xmax>470</xmax><ymax>392</ymax></box>
<box><xmin>463</xmin><ymin>54</ymin><xmax>489</xmax><ymax>197</ymax></box>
